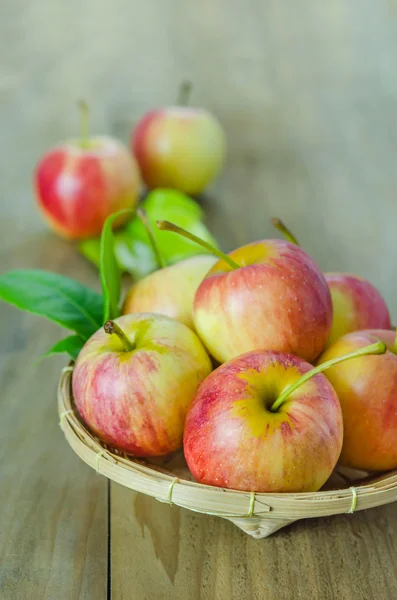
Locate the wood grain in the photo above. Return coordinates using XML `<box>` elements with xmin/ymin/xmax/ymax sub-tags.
<box><xmin>111</xmin><ymin>487</ymin><xmax>397</xmax><ymax>600</ymax></box>
<box><xmin>0</xmin><ymin>237</ymin><xmax>108</xmax><ymax>600</ymax></box>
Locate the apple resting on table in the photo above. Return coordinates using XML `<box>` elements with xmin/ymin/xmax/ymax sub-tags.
<box><xmin>184</xmin><ymin>342</ymin><xmax>384</xmax><ymax>492</ymax></box>
<box><xmin>72</xmin><ymin>313</ymin><xmax>212</xmax><ymax>456</ymax></box>
<box><xmin>318</xmin><ymin>329</ymin><xmax>397</xmax><ymax>471</ymax></box>
<box><xmin>35</xmin><ymin>102</ymin><xmax>141</xmax><ymax>240</ymax></box>
<box><xmin>131</xmin><ymin>83</ymin><xmax>225</xmax><ymax>195</ymax></box>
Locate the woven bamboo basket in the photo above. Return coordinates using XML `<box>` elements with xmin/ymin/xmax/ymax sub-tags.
<box><xmin>58</xmin><ymin>365</ymin><xmax>397</xmax><ymax>539</ymax></box>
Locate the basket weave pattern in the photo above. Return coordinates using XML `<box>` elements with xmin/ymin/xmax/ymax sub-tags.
<box><xmin>58</xmin><ymin>366</ymin><xmax>397</xmax><ymax>538</ymax></box>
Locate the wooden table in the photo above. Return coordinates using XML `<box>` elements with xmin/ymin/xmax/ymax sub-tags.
<box><xmin>2</xmin><ymin>1</ymin><xmax>397</xmax><ymax>598</ymax></box>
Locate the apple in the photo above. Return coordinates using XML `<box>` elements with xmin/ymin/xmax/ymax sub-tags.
<box><xmin>35</xmin><ymin>102</ymin><xmax>141</xmax><ymax>240</ymax></box>
<box><xmin>325</xmin><ymin>274</ymin><xmax>391</xmax><ymax>346</ymax></box>
<box><xmin>318</xmin><ymin>329</ymin><xmax>397</xmax><ymax>471</ymax></box>
<box><xmin>271</xmin><ymin>218</ymin><xmax>392</xmax><ymax>346</ymax></box>
<box><xmin>122</xmin><ymin>254</ymin><xmax>216</xmax><ymax>329</ymax></box>
<box><xmin>131</xmin><ymin>83</ymin><xmax>225</xmax><ymax>195</ymax></box>
<box><xmin>72</xmin><ymin>313</ymin><xmax>212</xmax><ymax>456</ymax></box>
<box><xmin>185</xmin><ymin>349</ymin><xmax>358</xmax><ymax>493</ymax></box>
<box><xmin>184</xmin><ymin>341</ymin><xmax>384</xmax><ymax>492</ymax></box>
<box><xmin>157</xmin><ymin>221</ymin><xmax>333</xmax><ymax>364</ymax></box>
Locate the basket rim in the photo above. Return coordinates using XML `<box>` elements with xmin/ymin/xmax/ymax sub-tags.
<box><xmin>58</xmin><ymin>365</ymin><xmax>397</xmax><ymax>520</ymax></box>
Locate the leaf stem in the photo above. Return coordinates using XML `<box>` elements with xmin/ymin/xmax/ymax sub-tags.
<box><xmin>104</xmin><ymin>320</ymin><xmax>135</xmax><ymax>352</ymax></box>
<box><xmin>177</xmin><ymin>81</ymin><xmax>192</xmax><ymax>106</ymax></box>
<box><xmin>137</xmin><ymin>208</ymin><xmax>166</xmax><ymax>269</ymax></box>
<box><xmin>393</xmin><ymin>326</ymin><xmax>397</xmax><ymax>354</ymax></box>
<box><xmin>156</xmin><ymin>220</ymin><xmax>240</xmax><ymax>270</ymax></box>
<box><xmin>270</xmin><ymin>341</ymin><xmax>386</xmax><ymax>412</ymax></box>
<box><xmin>272</xmin><ymin>218</ymin><xmax>299</xmax><ymax>246</ymax></box>
<box><xmin>78</xmin><ymin>100</ymin><xmax>90</xmax><ymax>149</ymax></box>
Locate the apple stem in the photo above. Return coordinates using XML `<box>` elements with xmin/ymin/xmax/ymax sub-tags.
<box><xmin>270</xmin><ymin>341</ymin><xmax>387</xmax><ymax>412</ymax></box>
<box><xmin>78</xmin><ymin>100</ymin><xmax>90</xmax><ymax>149</ymax></box>
<box><xmin>177</xmin><ymin>80</ymin><xmax>192</xmax><ymax>106</ymax></box>
<box><xmin>137</xmin><ymin>207</ymin><xmax>166</xmax><ymax>269</ymax></box>
<box><xmin>104</xmin><ymin>320</ymin><xmax>135</xmax><ymax>352</ymax></box>
<box><xmin>156</xmin><ymin>220</ymin><xmax>241</xmax><ymax>270</ymax></box>
<box><xmin>272</xmin><ymin>218</ymin><xmax>299</xmax><ymax>246</ymax></box>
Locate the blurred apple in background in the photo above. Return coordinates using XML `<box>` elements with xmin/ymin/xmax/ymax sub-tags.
<box><xmin>184</xmin><ymin>349</ymin><xmax>344</xmax><ymax>492</ymax></box>
<box><xmin>318</xmin><ymin>329</ymin><xmax>397</xmax><ymax>471</ymax></box>
<box><xmin>325</xmin><ymin>274</ymin><xmax>391</xmax><ymax>346</ymax></box>
<box><xmin>35</xmin><ymin>102</ymin><xmax>141</xmax><ymax>240</ymax></box>
<box><xmin>131</xmin><ymin>82</ymin><xmax>226</xmax><ymax>195</ymax></box>
<box><xmin>72</xmin><ymin>313</ymin><xmax>212</xmax><ymax>456</ymax></box>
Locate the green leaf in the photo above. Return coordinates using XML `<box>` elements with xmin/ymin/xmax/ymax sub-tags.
<box><xmin>42</xmin><ymin>335</ymin><xmax>85</xmax><ymax>360</ymax></box>
<box><xmin>128</xmin><ymin>189</ymin><xmax>219</xmax><ymax>267</ymax></box>
<box><xmin>80</xmin><ymin>234</ymin><xmax>158</xmax><ymax>281</ymax></box>
<box><xmin>78</xmin><ymin>238</ymin><xmax>101</xmax><ymax>268</ymax></box>
<box><xmin>0</xmin><ymin>270</ymin><xmax>103</xmax><ymax>340</ymax></box>
<box><xmin>78</xmin><ymin>190</ymin><xmax>219</xmax><ymax>281</ymax></box>
<box><xmin>143</xmin><ymin>188</ymin><xmax>204</xmax><ymax>221</ymax></box>
<box><xmin>113</xmin><ymin>234</ymin><xmax>158</xmax><ymax>280</ymax></box>
<box><xmin>100</xmin><ymin>209</ymin><xmax>134</xmax><ymax>321</ymax></box>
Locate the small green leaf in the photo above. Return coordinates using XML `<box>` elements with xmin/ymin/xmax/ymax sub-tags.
<box><xmin>78</xmin><ymin>190</ymin><xmax>219</xmax><ymax>281</ymax></box>
<box><xmin>100</xmin><ymin>209</ymin><xmax>134</xmax><ymax>322</ymax></box>
<box><xmin>0</xmin><ymin>270</ymin><xmax>104</xmax><ymax>340</ymax></box>
<box><xmin>42</xmin><ymin>335</ymin><xmax>85</xmax><ymax>360</ymax></box>
<box><xmin>80</xmin><ymin>234</ymin><xmax>158</xmax><ymax>281</ymax></box>
<box><xmin>143</xmin><ymin>188</ymin><xmax>204</xmax><ymax>222</ymax></box>
<box><xmin>78</xmin><ymin>238</ymin><xmax>101</xmax><ymax>268</ymax></box>
<box><xmin>127</xmin><ymin>189</ymin><xmax>219</xmax><ymax>267</ymax></box>
<box><xmin>113</xmin><ymin>235</ymin><xmax>158</xmax><ymax>280</ymax></box>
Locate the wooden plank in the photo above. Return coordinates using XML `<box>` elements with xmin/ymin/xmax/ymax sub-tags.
<box><xmin>0</xmin><ymin>2</ymin><xmax>110</xmax><ymax>598</ymax></box>
<box><xmin>111</xmin><ymin>487</ymin><xmax>397</xmax><ymax>600</ymax></box>
<box><xmin>0</xmin><ymin>238</ymin><xmax>108</xmax><ymax>600</ymax></box>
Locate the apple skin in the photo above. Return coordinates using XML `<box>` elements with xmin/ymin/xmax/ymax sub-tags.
<box><xmin>325</xmin><ymin>273</ymin><xmax>391</xmax><ymax>346</ymax></box>
<box><xmin>318</xmin><ymin>329</ymin><xmax>397</xmax><ymax>471</ymax></box>
<box><xmin>132</xmin><ymin>108</ymin><xmax>225</xmax><ymax>194</ymax></box>
<box><xmin>183</xmin><ymin>350</ymin><xmax>343</xmax><ymax>492</ymax></box>
<box><xmin>72</xmin><ymin>313</ymin><xmax>212</xmax><ymax>456</ymax></box>
<box><xmin>35</xmin><ymin>137</ymin><xmax>141</xmax><ymax>240</ymax></box>
<box><xmin>193</xmin><ymin>240</ymin><xmax>333</xmax><ymax>364</ymax></box>
<box><xmin>122</xmin><ymin>255</ymin><xmax>216</xmax><ymax>329</ymax></box>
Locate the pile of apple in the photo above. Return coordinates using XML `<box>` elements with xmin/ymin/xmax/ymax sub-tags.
<box><xmin>28</xmin><ymin>89</ymin><xmax>397</xmax><ymax>494</ymax></box>
<box><xmin>72</xmin><ymin>217</ymin><xmax>397</xmax><ymax>494</ymax></box>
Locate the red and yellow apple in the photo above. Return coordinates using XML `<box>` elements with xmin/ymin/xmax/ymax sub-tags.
<box><xmin>192</xmin><ymin>239</ymin><xmax>333</xmax><ymax>364</ymax></box>
<box><xmin>318</xmin><ymin>329</ymin><xmax>397</xmax><ymax>471</ymax></box>
<box><xmin>72</xmin><ymin>313</ymin><xmax>212</xmax><ymax>456</ymax></box>
<box><xmin>132</xmin><ymin>106</ymin><xmax>225</xmax><ymax>195</ymax></box>
<box><xmin>184</xmin><ymin>349</ymin><xmax>344</xmax><ymax>492</ymax></box>
<box><xmin>35</xmin><ymin>105</ymin><xmax>141</xmax><ymax>239</ymax></box>
<box><xmin>325</xmin><ymin>274</ymin><xmax>391</xmax><ymax>346</ymax></box>
<box><xmin>271</xmin><ymin>218</ymin><xmax>392</xmax><ymax>346</ymax></box>
<box><xmin>122</xmin><ymin>255</ymin><xmax>216</xmax><ymax>328</ymax></box>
